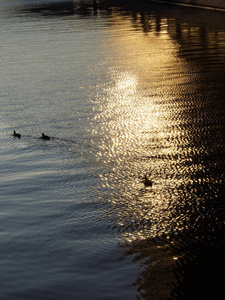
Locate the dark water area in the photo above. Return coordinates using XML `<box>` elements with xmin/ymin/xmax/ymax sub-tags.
<box><xmin>0</xmin><ymin>0</ymin><xmax>225</xmax><ymax>299</ymax></box>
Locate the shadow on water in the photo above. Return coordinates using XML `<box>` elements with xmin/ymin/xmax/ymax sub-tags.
<box><xmin>21</xmin><ymin>1</ymin><xmax>93</xmax><ymax>17</ymax></box>
<box><xmin>7</xmin><ymin>0</ymin><xmax>225</xmax><ymax>299</ymax></box>
<box><xmin>15</xmin><ymin>0</ymin><xmax>109</xmax><ymax>18</ymax></box>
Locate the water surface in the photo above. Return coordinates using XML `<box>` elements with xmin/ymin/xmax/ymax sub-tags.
<box><xmin>0</xmin><ymin>0</ymin><xmax>225</xmax><ymax>299</ymax></box>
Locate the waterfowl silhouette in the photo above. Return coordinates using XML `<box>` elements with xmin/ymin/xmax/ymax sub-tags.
<box><xmin>13</xmin><ymin>130</ymin><xmax>21</xmax><ymax>138</ymax></box>
<box><xmin>143</xmin><ymin>174</ymin><xmax>153</xmax><ymax>187</ymax></box>
<box><xmin>40</xmin><ymin>133</ymin><xmax>50</xmax><ymax>140</ymax></box>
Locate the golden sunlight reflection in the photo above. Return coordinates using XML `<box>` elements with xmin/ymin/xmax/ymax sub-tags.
<box><xmin>91</xmin><ymin>9</ymin><xmax>203</xmax><ymax>245</ymax></box>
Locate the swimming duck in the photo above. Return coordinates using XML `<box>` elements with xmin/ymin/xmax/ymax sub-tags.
<box><xmin>40</xmin><ymin>133</ymin><xmax>50</xmax><ymax>140</ymax></box>
<box><xmin>143</xmin><ymin>174</ymin><xmax>153</xmax><ymax>187</ymax></box>
<box><xmin>13</xmin><ymin>130</ymin><xmax>21</xmax><ymax>138</ymax></box>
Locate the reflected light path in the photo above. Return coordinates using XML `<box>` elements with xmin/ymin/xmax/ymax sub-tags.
<box><xmin>91</xmin><ymin>10</ymin><xmax>199</xmax><ymax>242</ymax></box>
<box><xmin>90</xmin><ymin>7</ymin><xmax>225</xmax><ymax>298</ymax></box>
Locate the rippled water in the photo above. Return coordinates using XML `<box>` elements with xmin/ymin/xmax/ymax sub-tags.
<box><xmin>1</xmin><ymin>0</ymin><xmax>225</xmax><ymax>299</ymax></box>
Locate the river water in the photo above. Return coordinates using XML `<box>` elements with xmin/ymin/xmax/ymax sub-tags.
<box><xmin>0</xmin><ymin>0</ymin><xmax>225</xmax><ymax>299</ymax></box>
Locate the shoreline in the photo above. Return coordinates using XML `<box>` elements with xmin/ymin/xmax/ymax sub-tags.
<box><xmin>147</xmin><ymin>0</ymin><xmax>225</xmax><ymax>11</ymax></box>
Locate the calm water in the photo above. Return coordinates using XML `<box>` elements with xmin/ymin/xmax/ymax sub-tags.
<box><xmin>1</xmin><ymin>0</ymin><xmax>225</xmax><ymax>299</ymax></box>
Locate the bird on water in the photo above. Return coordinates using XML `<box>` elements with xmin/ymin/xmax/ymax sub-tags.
<box><xmin>13</xmin><ymin>130</ymin><xmax>21</xmax><ymax>138</ymax></box>
<box><xmin>40</xmin><ymin>133</ymin><xmax>50</xmax><ymax>140</ymax></box>
<box><xmin>143</xmin><ymin>174</ymin><xmax>153</xmax><ymax>187</ymax></box>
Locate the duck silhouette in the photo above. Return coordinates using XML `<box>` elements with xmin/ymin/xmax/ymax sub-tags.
<box><xmin>143</xmin><ymin>174</ymin><xmax>153</xmax><ymax>187</ymax></box>
<box><xmin>13</xmin><ymin>130</ymin><xmax>21</xmax><ymax>138</ymax></box>
<box><xmin>40</xmin><ymin>133</ymin><xmax>50</xmax><ymax>140</ymax></box>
